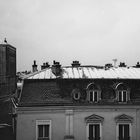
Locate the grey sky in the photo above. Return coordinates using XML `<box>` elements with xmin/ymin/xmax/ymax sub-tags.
<box><xmin>0</xmin><ymin>0</ymin><xmax>140</xmax><ymax>71</ymax></box>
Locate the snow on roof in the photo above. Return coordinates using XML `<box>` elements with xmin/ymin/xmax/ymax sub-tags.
<box><xmin>26</xmin><ymin>66</ymin><xmax>140</xmax><ymax>80</ymax></box>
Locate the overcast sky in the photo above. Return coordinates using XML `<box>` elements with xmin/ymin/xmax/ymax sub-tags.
<box><xmin>0</xmin><ymin>0</ymin><xmax>140</xmax><ymax>71</ymax></box>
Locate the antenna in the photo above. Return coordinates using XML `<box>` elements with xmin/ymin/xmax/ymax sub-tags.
<box><xmin>112</xmin><ymin>59</ymin><xmax>117</xmax><ymax>67</ymax></box>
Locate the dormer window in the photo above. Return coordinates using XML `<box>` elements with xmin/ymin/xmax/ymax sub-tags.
<box><xmin>71</xmin><ymin>89</ymin><xmax>81</xmax><ymax>100</ymax></box>
<box><xmin>115</xmin><ymin>83</ymin><xmax>130</xmax><ymax>103</ymax></box>
<box><xmin>89</xmin><ymin>90</ymin><xmax>98</xmax><ymax>102</ymax></box>
<box><xmin>86</xmin><ymin>83</ymin><xmax>101</xmax><ymax>103</ymax></box>
<box><xmin>118</xmin><ymin>90</ymin><xmax>127</xmax><ymax>102</ymax></box>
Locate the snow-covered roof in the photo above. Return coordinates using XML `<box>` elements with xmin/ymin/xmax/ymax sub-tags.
<box><xmin>26</xmin><ymin>66</ymin><xmax>140</xmax><ymax>79</ymax></box>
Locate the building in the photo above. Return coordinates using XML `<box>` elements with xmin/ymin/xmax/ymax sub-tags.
<box><xmin>0</xmin><ymin>42</ymin><xmax>16</xmax><ymax>140</ymax></box>
<box><xmin>16</xmin><ymin>61</ymin><xmax>140</xmax><ymax>140</ymax></box>
<box><xmin>0</xmin><ymin>43</ymin><xmax>16</xmax><ymax>96</ymax></box>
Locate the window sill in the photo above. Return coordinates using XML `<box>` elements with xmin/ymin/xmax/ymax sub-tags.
<box><xmin>64</xmin><ymin>135</ymin><xmax>74</xmax><ymax>140</ymax></box>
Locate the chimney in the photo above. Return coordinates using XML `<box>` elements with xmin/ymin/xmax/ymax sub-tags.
<box><xmin>112</xmin><ymin>59</ymin><xmax>117</xmax><ymax>67</ymax></box>
<box><xmin>32</xmin><ymin>60</ymin><xmax>38</xmax><ymax>72</ymax></box>
<box><xmin>105</xmin><ymin>63</ymin><xmax>113</xmax><ymax>70</ymax></box>
<box><xmin>51</xmin><ymin>60</ymin><xmax>61</xmax><ymax>76</ymax></box>
<box><xmin>119</xmin><ymin>62</ymin><xmax>127</xmax><ymax>67</ymax></box>
<box><xmin>135</xmin><ymin>62</ymin><xmax>140</xmax><ymax>68</ymax></box>
<box><xmin>41</xmin><ymin>62</ymin><xmax>50</xmax><ymax>70</ymax></box>
<box><xmin>71</xmin><ymin>61</ymin><xmax>81</xmax><ymax>67</ymax></box>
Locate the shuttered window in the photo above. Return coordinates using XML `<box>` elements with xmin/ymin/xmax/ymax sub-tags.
<box><xmin>88</xmin><ymin>124</ymin><xmax>100</xmax><ymax>140</ymax></box>
<box><xmin>118</xmin><ymin>124</ymin><xmax>130</xmax><ymax>140</ymax></box>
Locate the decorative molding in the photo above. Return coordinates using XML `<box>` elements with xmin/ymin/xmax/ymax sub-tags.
<box><xmin>85</xmin><ymin>114</ymin><xmax>104</xmax><ymax>123</ymax></box>
<box><xmin>115</xmin><ymin>114</ymin><xmax>133</xmax><ymax>123</ymax></box>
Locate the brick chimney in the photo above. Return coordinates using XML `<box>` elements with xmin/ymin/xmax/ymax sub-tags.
<box><xmin>51</xmin><ymin>60</ymin><xmax>61</xmax><ymax>76</ymax></box>
<box><xmin>71</xmin><ymin>61</ymin><xmax>81</xmax><ymax>67</ymax></box>
<box><xmin>41</xmin><ymin>62</ymin><xmax>50</xmax><ymax>70</ymax></box>
<box><xmin>32</xmin><ymin>60</ymin><xmax>38</xmax><ymax>72</ymax></box>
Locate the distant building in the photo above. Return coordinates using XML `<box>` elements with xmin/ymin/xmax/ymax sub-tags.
<box><xmin>16</xmin><ymin>61</ymin><xmax>140</xmax><ymax>140</ymax></box>
<box><xmin>0</xmin><ymin>43</ymin><xmax>16</xmax><ymax>96</ymax></box>
<box><xmin>0</xmin><ymin>42</ymin><xmax>16</xmax><ymax>140</ymax></box>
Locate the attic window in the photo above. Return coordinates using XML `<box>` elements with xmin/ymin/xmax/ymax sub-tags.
<box><xmin>86</xmin><ymin>83</ymin><xmax>101</xmax><ymax>103</ymax></box>
<box><xmin>71</xmin><ymin>89</ymin><xmax>81</xmax><ymax>100</ymax></box>
<box><xmin>115</xmin><ymin>83</ymin><xmax>130</xmax><ymax>103</ymax></box>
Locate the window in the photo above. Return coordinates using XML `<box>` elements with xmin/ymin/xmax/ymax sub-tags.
<box><xmin>72</xmin><ymin>89</ymin><xmax>81</xmax><ymax>100</ymax></box>
<box><xmin>118</xmin><ymin>124</ymin><xmax>130</xmax><ymax>140</ymax></box>
<box><xmin>115</xmin><ymin>114</ymin><xmax>133</xmax><ymax>140</ymax></box>
<box><xmin>36</xmin><ymin>120</ymin><xmax>51</xmax><ymax>140</ymax></box>
<box><xmin>85</xmin><ymin>114</ymin><xmax>104</xmax><ymax>140</ymax></box>
<box><xmin>73</xmin><ymin>91</ymin><xmax>80</xmax><ymax>100</ymax></box>
<box><xmin>118</xmin><ymin>91</ymin><xmax>127</xmax><ymax>102</ymax></box>
<box><xmin>88</xmin><ymin>123</ymin><xmax>101</xmax><ymax>140</ymax></box>
<box><xmin>89</xmin><ymin>91</ymin><xmax>98</xmax><ymax>102</ymax></box>
<box><xmin>115</xmin><ymin>83</ymin><xmax>130</xmax><ymax>103</ymax></box>
<box><xmin>86</xmin><ymin>83</ymin><xmax>101</xmax><ymax>103</ymax></box>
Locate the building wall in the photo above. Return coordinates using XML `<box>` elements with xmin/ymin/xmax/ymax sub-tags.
<box><xmin>16</xmin><ymin>106</ymin><xmax>140</xmax><ymax>140</ymax></box>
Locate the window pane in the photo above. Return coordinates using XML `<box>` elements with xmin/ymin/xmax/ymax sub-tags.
<box><xmin>118</xmin><ymin>92</ymin><xmax>122</xmax><ymax>102</ymax></box>
<box><xmin>44</xmin><ymin>125</ymin><xmax>49</xmax><ymax>138</ymax></box>
<box><xmin>89</xmin><ymin>92</ymin><xmax>93</xmax><ymax>101</ymax></box>
<box><xmin>89</xmin><ymin>124</ymin><xmax>93</xmax><ymax>139</ymax></box>
<box><xmin>95</xmin><ymin>124</ymin><xmax>100</xmax><ymax>139</ymax></box>
<box><xmin>75</xmin><ymin>93</ymin><xmax>79</xmax><ymax>99</ymax></box>
<box><xmin>119</xmin><ymin>124</ymin><xmax>123</xmax><ymax>139</ymax></box>
<box><xmin>38</xmin><ymin>125</ymin><xmax>43</xmax><ymax>138</ymax></box>
<box><xmin>94</xmin><ymin>92</ymin><xmax>98</xmax><ymax>102</ymax></box>
<box><xmin>124</xmin><ymin>124</ymin><xmax>129</xmax><ymax>139</ymax></box>
<box><xmin>123</xmin><ymin>91</ymin><xmax>127</xmax><ymax>102</ymax></box>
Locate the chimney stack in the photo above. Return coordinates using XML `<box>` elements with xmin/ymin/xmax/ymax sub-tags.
<box><xmin>32</xmin><ymin>60</ymin><xmax>38</xmax><ymax>72</ymax></box>
<box><xmin>51</xmin><ymin>60</ymin><xmax>61</xmax><ymax>76</ymax></box>
<box><xmin>135</xmin><ymin>62</ymin><xmax>140</xmax><ymax>68</ymax></box>
<box><xmin>119</xmin><ymin>62</ymin><xmax>127</xmax><ymax>67</ymax></box>
<box><xmin>105</xmin><ymin>63</ymin><xmax>113</xmax><ymax>70</ymax></box>
<box><xmin>41</xmin><ymin>62</ymin><xmax>50</xmax><ymax>70</ymax></box>
<box><xmin>71</xmin><ymin>61</ymin><xmax>81</xmax><ymax>67</ymax></box>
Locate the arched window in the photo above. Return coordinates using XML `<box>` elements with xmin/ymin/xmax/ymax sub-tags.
<box><xmin>115</xmin><ymin>83</ymin><xmax>130</xmax><ymax>103</ymax></box>
<box><xmin>86</xmin><ymin>83</ymin><xmax>101</xmax><ymax>103</ymax></box>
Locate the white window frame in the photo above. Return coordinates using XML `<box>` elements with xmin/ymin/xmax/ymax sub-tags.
<box><xmin>118</xmin><ymin>90</ymin><xmax>127</xmax><ymax>102</ymax></box>
<box><xmin>36</xmin><ymin>120</ymin><xmax>51</xmax><ymax>140</ymax></box>
<box><xmin>89</xmin><ymin>90</ymin><xmax>99</xmax><ymax>102</ymax></box>
<box><xmin>86</xmin><ymin>123</ymin><xmax>102</xmax><ymax>140</ymax></box>
<box><xmin>116</xmin><ymin>123</ymin><xmax>132</xmax><ymax>140</ymax></box>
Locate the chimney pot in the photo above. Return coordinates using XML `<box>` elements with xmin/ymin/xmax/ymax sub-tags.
<box><xmin>119</xmin><ymin>62</ymin><xmax>127</xmax><ymax>67</ymax></box>
<box><xmin>32</xmin><ymin>60</ymin><xmax>38</xmax><ymax>72</ymax></box>
<box><xmin>135</xmin><ymin>62</ymin><xmax>140</xmax><ymax>68</ymax></box>
<box><xmin>71</xmin><ymin>61</ymin><xmax>81</xmax><ymax>67</ymax></box>
<box><xmin>52</xmin><ymin>61</ymin><xmax>61</xmax><ymax>76</ymax></box>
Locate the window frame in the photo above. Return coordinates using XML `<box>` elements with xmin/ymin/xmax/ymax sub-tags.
<box><xmin>88</xmin><ymin>90</ymin><xmax>99</xmax><ymax>103</ymax></box>
<box><xmin>116</xmin><ymin>123</ymin><xmax>132</xmax><ymax>140</ymax></box>
<box><xmin>118</xmin><ymin>90</ymin><xmax>128</xmax><ymax>103</ymax></box>
<box><xmin>36</xmin><ymin>120</ymin><xmax>51</xmax><ymax>140</ymax></box>
<box><xmin>73</xmin><ymin>91</ymin><xmax>80</xmax><ymax>100</ymax></box>
<box><xmin>86</xmin><ymin>123</ymin><xmax>102</xmax><ymax>140</ymax></box>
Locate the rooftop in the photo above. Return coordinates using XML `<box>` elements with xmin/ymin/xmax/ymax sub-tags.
<box><xmin>26</xmin><ymin>66</ymin><xmax>140</xmax><ymax>80</ymax></box>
